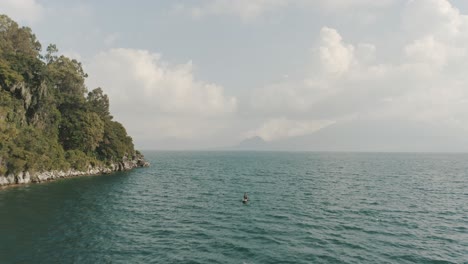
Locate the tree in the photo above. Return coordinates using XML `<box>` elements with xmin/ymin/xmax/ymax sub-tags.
<box><xmin>47</xmin><ymin>55</ymin><xmax>88</xmax><ymax>107</ymax></box>
<box><xmin>87</xmin><ymin>87</ymin><xmax>111</xmax><ymax>119</ymax></box>
<box><xmin>59</xmin><ymin>110</ymin><xmax>105</xmax><ymax>154</ymax></box>
<box><xmin>96</xmin><ymin>121</ymin><xmax>134</xmax><ymax>161</ymax></box>
<box><xmin>45</xmin><ymin>44</ymin><xmax>58</xmax><ymax>64</ymax></box>
<box><xmin>0</xmin><ymin>15</ymin><xmax>41</xmax><ymax>58</ymax></box>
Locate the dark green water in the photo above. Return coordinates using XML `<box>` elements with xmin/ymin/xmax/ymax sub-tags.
<box><xmin>1</xmin><ymin>152</ymin><xmax>467</xmax><ymax>263</ymax></box>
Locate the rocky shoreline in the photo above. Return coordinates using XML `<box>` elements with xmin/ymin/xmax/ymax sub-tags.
<box><xmin>0</xmin><ymin>154</ymin><xmax>150</xmax><ymax>187</ymax></box>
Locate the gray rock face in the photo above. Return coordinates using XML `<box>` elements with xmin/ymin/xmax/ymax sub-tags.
<box><xmin>7</xmin><ymin>174</ymin><xmax>15</xmax><ymax>184</ymax></box>
<box><xmin>0</xmin><ymin>176</ymin><xmax>8</xmax><ymax>186</ymax></box>
<box><xmin>16</xmin><ymin>172</ymin><xmax>25</xmax><ymax>184</ymax></box>
<box><xmin>0</xmin><ymin>154</ymin><xmax>150</xmax><ymax>187</ymax></box>
<box><xmin>24</xmin><ymin>172</ymin><xmax>31</xmax><ymax>183</ymax></box>
<box><xmin>137</xmin><ymin>158</ymin><xmax>150</xmax><ymax>167</ymax></box>
<box><xmin>9</xmin><ymin>82</ymin><xmax>32</xmax><ymax>109</ymax></box>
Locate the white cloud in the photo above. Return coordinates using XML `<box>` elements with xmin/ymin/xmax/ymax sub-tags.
<box><xmin>253</xmin><ymin>26</ymin><xmax>374</xmax><ymax>115</ymax></box>
<box><xmin>86</xmin><ymin>48</ymin><xmax>237</xmax><ymax>141</ymax></box>
<box><xmin>88</xmin><ymin>48</ymin><xmax>236</xmax><ymax>116</ymax></box>
<box><xmin>318</xmin><ymin>27</ymin><xmax>356</xmax><ymax>75</ymax></box>
<box><xmin>401</xmin><ymin>0</ymin><xmax>468</xmax><ymax>69</ymax></box>
<box><xmin>356</xmin><ymin>43</ymin><xmax>376</xmax><ymax>64</ymax></box>
<box><xmin>189</xmin><ymin>0</ymin><xmax>289</xmax><ymax>20</ymax></box>
<box><xmin>247</xmin><ymin>118</ymin><xmax>334</xmax><ymax>141</ymax></box>
<box><xmin>404</xmin><ymin>36</ymin><xmax>451</xmax><ymax>68</ymax></box>
<box><xmin>402</xmin><ymin>0</ymin><xmax>468</xmax><ymax>39</ymax></box>
<box><xmin>319</xmin><ymin>0</ymin><xmax>395</xmax><ymax>9</ymax></box>
<box><xmin>0</xmin><ymin>0</ymin><xmax>44</xmax><ymax>23</ymax></box>
<box><xmin>250</xmin><ymin>0</ymin><xmax>468</xmax><ymax>142</ymax></box>
<box><xmin>182</xmin><ymin>0</ymin><xmax>395</xmax><ymax>20</ymax></box>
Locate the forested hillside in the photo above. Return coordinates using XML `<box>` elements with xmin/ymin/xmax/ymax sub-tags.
<box><xmin>0</xmin><ymin>14</ymin><xmax>146</xmax><ymax>180</ymax></box>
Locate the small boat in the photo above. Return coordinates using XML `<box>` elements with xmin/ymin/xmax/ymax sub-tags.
<box><xmin>242</xmin><ymin>198</ymin><xmax>248</xmax><ymax>204</ymax></box>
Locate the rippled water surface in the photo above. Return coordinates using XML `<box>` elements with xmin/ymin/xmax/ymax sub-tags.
<box><xmin>1</xmin><ymin>152</ymin><xmax>467</xmax><ymax>263</ymax></box>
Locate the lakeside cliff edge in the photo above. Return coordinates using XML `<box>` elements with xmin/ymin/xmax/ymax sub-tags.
<box><xmin>0</xmin><ymin>153</ymin><xmax>149</xmax><ymax>187</ymax></box>
<box><xmin>0</xmin><ymin>15</ymin><xmax>149</xmax><ymax>187</ymax></box>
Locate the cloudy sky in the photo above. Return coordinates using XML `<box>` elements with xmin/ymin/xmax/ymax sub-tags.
<box><xmin>2</xmin><ymin>0</ymin><xmax>468</xmax><ymax>151</ymax></box>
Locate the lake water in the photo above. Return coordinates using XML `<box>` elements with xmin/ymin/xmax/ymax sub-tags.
<box><xmin>0</xmin><ymin>152</ymin><xmax>467</xmax><ymax>263</ymax></box>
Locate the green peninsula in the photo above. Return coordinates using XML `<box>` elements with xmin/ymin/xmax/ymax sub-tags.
<box><xmin>0</xmin><ymin>15</ymin><xmax>148</xmax><ymax>186</ymax></box>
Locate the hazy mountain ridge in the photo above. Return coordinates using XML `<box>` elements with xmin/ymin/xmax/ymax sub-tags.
<box><xmin>230</xmin><ymin>136</ymin><xmax>268</xmax><ymax>150</ymax></box>
<box><xmin>234</xmin><ymin>120</ymin><xmax>468</xmax><ymax>152</ymax></box>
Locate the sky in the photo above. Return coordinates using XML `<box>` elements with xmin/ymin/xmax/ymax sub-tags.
<box><xmin>2</xmin><ymin>0</ymin><xmax>468</xmax><ymax>151</ymax></box>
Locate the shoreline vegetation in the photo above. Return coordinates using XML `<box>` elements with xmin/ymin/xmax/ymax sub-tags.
<box><xmin>0</xmin><ymin>15</ymin><xmax>149</xmax><ymax>187</ymax></box>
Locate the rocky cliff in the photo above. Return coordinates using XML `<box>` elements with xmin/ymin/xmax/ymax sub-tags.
<box><xmin>0</xmin><ymin>153</ymin><xmax>149</xmax><ymax>187</ymax></box>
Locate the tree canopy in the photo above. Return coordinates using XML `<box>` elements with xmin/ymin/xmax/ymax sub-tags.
<box><xmin>0</xmin><ymin>14</ymin><xmax>138</xmax><ymax>175</ymax></box>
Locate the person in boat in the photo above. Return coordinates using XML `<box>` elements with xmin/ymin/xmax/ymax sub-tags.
<box><xmin>243</xmin><ymin>192</ymin><xmax>248</xmax><ymax>202</ymax></box>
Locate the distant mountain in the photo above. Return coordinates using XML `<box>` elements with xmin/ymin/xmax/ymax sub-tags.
<box><xmin>229</xmin><ymin>119</ymin><xmax>468</xmax><ymax>152</ymax></box>
<box><xmin>268</xmin><ymin>119</ymin><xmax>468</xmax><ymax>152</ymax></box>
<box><xmin>232</xmin><ymin>136</ymin><xmax>268</xmax><ymax>150</ymax></box>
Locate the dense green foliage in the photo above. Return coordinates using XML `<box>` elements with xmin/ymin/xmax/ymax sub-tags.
<box><xmin>0</xmin><ymin>15</ymin><xmax>137</xmax><ymax>175</ymax></box>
